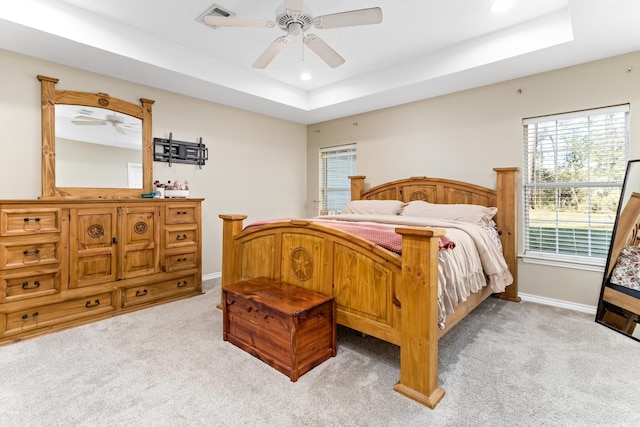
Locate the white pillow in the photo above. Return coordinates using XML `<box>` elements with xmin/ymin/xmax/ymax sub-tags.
<box><xmin>400</xmin><ymin>200</ymin><xmax>497</xmax><ymax>225</ymax></box>
<box><xmin>341</xmin><ymin>200</ymin><xmax>405</xmax><ymax>215</ymax></box>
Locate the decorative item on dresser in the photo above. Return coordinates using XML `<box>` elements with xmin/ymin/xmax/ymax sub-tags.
<box><xmin>0</xmin><ymin>199</ymin><xmax>202</xmax><ymax>345</ymax></box>
<box><xmin>219</xmin><ymin>167</ymin><xmax>519</xmax><ymax>409</ymax></box>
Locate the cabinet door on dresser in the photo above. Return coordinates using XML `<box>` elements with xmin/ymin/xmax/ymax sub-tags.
<box><xmin>118</xmin><ymin>206</ymin><xmax>160</xmax><ymax>279</ymax></box>
<box><xmin>69</xmin><ymin>207</ymin><xmax>117</xmax><ymax>288</ymax></box>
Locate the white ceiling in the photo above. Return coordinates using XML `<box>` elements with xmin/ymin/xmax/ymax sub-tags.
<box><xmin>1</xmin><ymin>0</ymin><xmax>640</xmax><ymax>124</ymax></box>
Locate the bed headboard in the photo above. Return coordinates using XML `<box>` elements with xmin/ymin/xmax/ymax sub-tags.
<box><xmin>350</xmin><ymin>176</ymin><xmax>497</xmax><ymax>206</ymax></box>
<box><xmin>349</xmin><ymin>167</ymin><xmax>520</xmax><ymax>302</ymax></box>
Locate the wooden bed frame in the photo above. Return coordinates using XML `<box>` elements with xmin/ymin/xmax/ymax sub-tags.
<box><xmin>219</xmin><ymin>167</ymin><xmax>519</xmax><ymax>408</ymax></box>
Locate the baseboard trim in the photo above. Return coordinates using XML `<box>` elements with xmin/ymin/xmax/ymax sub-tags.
<box><xmin>202</xmin><ymin>272</ymin><xmax>221</xmax><ymax>282</ymax></box>
<box><xmin>519</xmin><ymin>292</ymin><xmax>596</xmax><ymax>315</ymax></box>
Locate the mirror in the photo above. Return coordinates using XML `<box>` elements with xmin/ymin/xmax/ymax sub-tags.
<box><xmin>38</xmin><ymin>75</ymin><xmax>154</xmax><ymax>198</ymax></box>
<box><xmin>596</xmin><ymin>159</ymin><xmax>640</xmax><ymax>341</ymax></box>
<box><xmin>55</xmin><ymin>104</ymin><xmax>143</xmax><ymax>188</ymax></box>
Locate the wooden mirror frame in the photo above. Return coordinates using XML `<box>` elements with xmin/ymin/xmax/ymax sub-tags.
<box><xmin>38</xmin><ymin>75</ymin><xmax>154</xmax><ymax>199</ymax></box>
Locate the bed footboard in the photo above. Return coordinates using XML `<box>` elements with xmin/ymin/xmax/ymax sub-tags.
<box><xmin>218</xmin><ymin>214</ymin><xmax>446</xmax><ymax>408</ymax></box>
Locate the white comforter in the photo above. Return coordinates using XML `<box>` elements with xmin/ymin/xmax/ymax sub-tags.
<box><xmin>315</xmin><ymin>214</ymin><xmax>514</xmax><ymax>328</ymax></box>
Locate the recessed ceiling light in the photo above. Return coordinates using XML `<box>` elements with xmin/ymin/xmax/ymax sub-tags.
<box><xmin>490</xmin><ymin>0</ymin><xmax>514</xmax><ymax>13</ymax></box>
<box><xmin>300</xmin><ymin>72</ymin><xmax>312</xmax><ymax>81</ymax></box>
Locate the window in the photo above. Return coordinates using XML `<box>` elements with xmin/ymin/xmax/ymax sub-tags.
<box><xmin>523</xmin><ymin>105</ymin><xmax>629</xmax><ymax>268</ymax></box>
<box><xmin>319</xmin><ymin>144</ymin><xmax>357</xmax><ymax>214</ymax></box>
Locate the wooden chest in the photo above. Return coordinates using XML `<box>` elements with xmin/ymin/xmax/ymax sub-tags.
<box><xmin>222</xmin><ymin>277</ymin><xmax>336</xmax><ymax>381</ymax></box>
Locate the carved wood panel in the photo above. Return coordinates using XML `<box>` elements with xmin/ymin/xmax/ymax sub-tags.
<box><xmin>239</xmin><ymin>235</ymin><xmax>276</xmax><ymax>280</ymax></box>
<box><xmin>69</xmin><ymin>207</ymin><xmax>117</xmax><ymax>288</ymax></box>
<box><xmin>333</xmin><ymin>243</ymin><xmax>391</xmax><ymax>324</ymax></box>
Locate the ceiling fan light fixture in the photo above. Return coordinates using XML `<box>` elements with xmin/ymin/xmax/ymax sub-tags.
<box><xmin>288</xmin><ymin>22</ymin><xmax>303</xmax><ymax>36</ymax></box>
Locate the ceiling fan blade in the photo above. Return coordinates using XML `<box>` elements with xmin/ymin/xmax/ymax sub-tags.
<box><xmin>284</xmin><ymin>0</ymin><xmax>303</xmax><ymax>11</ymax></box>
<box><xmin>71</xmin><ymin>120</ymin><xmax>106</xmax><ymax>126</ymax></box>
<box><xmin>203</xmin><ymin>15</ymin><xmax>275</xmax><ymax>28</ymax></box>
<box><xmin>304</xmin><ymin>34</ymin><xmax>345</xmax><ymax>68</ymax></box>
<box><xmin>74</xmin><ymin>115</ymin><xmax>103</xmax><ymax>121</ymax></box>
<box><xmin>313</xmin><ymin>7</ymin><xmax>383</xmax><ymax>29</ymax></box>
<box><xmin>252</xmin><ymin>36</ymin><xmax>289</xmax><ymax>69</ymax></box>
<box><xmin>114</xmin><ymin>125</ymin><xmax>126</xmax><ymax>135</ymax></box>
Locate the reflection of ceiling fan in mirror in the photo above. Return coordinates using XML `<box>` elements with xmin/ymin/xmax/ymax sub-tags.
<box><xmin>203</xmin><ymin>0</ymin><xmax>383</xmax><ymax>69</ymax></box>
<box><xmin>72</xmin><ymin>113</ymin><xmax>140</xmax><ymax>135</ymax></box>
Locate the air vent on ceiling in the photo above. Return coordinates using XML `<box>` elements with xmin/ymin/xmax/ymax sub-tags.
<box><xmin>196</xmin><ymin>4</ymin><xmax>234</xmax><ymax>29</ymax></box>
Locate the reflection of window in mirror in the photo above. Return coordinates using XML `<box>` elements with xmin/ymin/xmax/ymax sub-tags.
<box><xmin>55</xmin><ymin>104</ymin><xmax>143</xmax><ymax>189</ymax></box>
<box><xmin>128</xmin><ymin>163</ymin><xmax>143</xmax><ymax>188</ymax></box>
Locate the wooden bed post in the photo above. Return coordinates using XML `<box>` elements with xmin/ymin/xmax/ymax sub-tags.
<box><xmin>493</xmin><ymin>167</ymin><xmax>520</xmax><ymax>302</ymax></box>
<box><xmin>218</xmin><ymin>214</ymin><xmax>247</xmax><ymax>298</ymax></box>
<box><xmin>349</xmin><ymin>176</ymin><xmax>366</xmax><ymax>200</ymax></box>
<box><xmin>393</xmin><ymin>226</ymin><xmax>446</xmax><ymax>409</ymax></box>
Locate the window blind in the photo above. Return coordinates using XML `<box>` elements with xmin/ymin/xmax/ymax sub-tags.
<box><xmin>319</xmin><ymin>144</ymin><xmax>356</xmax><ymax>214</ymax></box>
<box><xmin>523</xmin><ymin>105</ymin><xmax>629</xmax><ymax>263</ymax></box>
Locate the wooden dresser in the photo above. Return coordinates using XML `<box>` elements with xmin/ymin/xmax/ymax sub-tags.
<box><xmin>0</xmin><ymin>198</ymin><xmax>202</xmax><ymax>345</ymax></box>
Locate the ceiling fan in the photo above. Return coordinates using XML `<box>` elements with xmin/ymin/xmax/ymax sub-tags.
<box><xmin>203</xmin><ymin>0</ymin><xmax>383</xmax><ymax>69</ymax></box>
<box><xmin>72</xmin><ymin>114</ymin><xmax>139</xmax><ymax>135</ymax></box>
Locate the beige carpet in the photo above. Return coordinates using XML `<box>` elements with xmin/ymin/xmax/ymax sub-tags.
<box><xmin>0</xmin><ymin>279</ymin><xmax>638</xmax><ymax>426</ymax></box>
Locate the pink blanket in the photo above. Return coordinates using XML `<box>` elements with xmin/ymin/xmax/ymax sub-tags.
<box><xmin>244</xmin><ymin>218</ymin><xmax>455</xmax><ymax>255</ymax></box>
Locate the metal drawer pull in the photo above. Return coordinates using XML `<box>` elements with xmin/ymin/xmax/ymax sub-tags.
<box><xmin>85</xmin><ymin>299</ymin><xmax>100</xmax><ymax>308</ymax></box>
<box><xmin>135</xmin><ymin>289</ymin><xmax>148</xmax><ymax>297</ymax></box>
<box><xmin>22</xmin><ymin>312</ymin><xmax>39</xmax><ymax>320</ymax></box>
<box><xmin>176</xmin><ymin>234</ymin><xmax>187</xmax><ymax>240</ymax></box>
<box><xmin>177</xmin><ymin>211</ymin><xmax>188</xmax><ymax>215</ymax></box>
<box><xmin>177</xmin><ymin>257</ymin><xmax>188</xmax><ymax>262</ymax></box>
<box><xmin>23</xmin><ymin>217</ymin><xmax>41</xmax><ymax>223</ymax></box>
<box><xmin>177</xmin><ymin>280</ymin><xmax>188</xmax><ymax>288</ymax></box>
<box><xmin>22</xmin><ymin>280</ymin><xmax>41</xmax><ymax>290</ymax></box>
<box><xmin>23</xmin><ymin>248</ymin><xmax>41</xmax><ymax>255</ymax></box>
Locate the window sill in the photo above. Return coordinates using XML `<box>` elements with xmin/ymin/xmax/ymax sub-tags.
<box><xmin>520</xmin><ymin>254</ymin><xmax>605</xmax><ymax>272</ymax></box>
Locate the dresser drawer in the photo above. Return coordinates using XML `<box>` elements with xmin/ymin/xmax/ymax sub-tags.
<box><xmin>165</xmin><ymin>226</ymin><xmax>197</xmax><ymax>249</ymax></box>
<box><xmin>164</xmin><ymin>251</ymin><xmax>197</xmax><ymax>272</ymax></box>
<box><xmin>1</xmin><ymin>208</ymin><xmax>62</xmax><ymax>236</ymax></box>
<box><xmin>1</xmin><ymin>269</ymin><xmax>60</xmax><ymax>302</ymax></box>
<box><xmin>0</xmin><ymin>238</ymin><xmax>61</xmax><ymax>270</ymax></box>
<box><xmin>121</xmin><ymin>275</ymin><xmax>197</xmax><ymax>308</ymax></box>
<box><xmin>165</xmin><ymin>204</ymin><xmax>197</xmax><ymax>225</ymax></box>
<box><xmin>2</xmin><ymin>292</ymin><xmax>115</xmax><ymax>337</ymax></box>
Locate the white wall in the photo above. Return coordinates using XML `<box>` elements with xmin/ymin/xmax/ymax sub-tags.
<box><xmin>0</xmin><ymin>49</ymin><xmax>308</xmax><ymax>277</ymax></box>
<box><xmin>307</xmin><ymin>50</ymin><xmax>640</xmax><ymax>308</ymax></box>
<box><xmin>4</xmin><ymin>46</ymin><xmax>640</xmax><ymax>308</ymax></box>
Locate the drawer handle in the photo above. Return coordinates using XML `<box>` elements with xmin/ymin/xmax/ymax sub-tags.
<box><xmin>176</xmin><ymin>234</ymin><xmax>188</xmax><ymax>241</ymax></box>
<box><xmin>23</xmin><ymin>248</ymin><xmax>41</xmax><ymax>255</ymax></box>
<box><xmin>177</xmin><ymin>257</ymin><xmax>188</xmax><ymax>262</ymax></box>
<box><xmin>22</xmin><ymin>280</ymin><xmax>41</xmax><ymax>290</ymax></box>
<box><xmin>177</xmin><ymin>211</ymin><xmax>188</xmax><ymax>215</ymax></box>
<box><xmin>21</xmin><ymin>312</ymin><xmax>39</xmax><ymax>320</ymax></box>
<box><xmin>177</xmin><ymin>280</ymin><xmax>188</xmax><ymax>288</ymax></box>
<box><xmin>135</xmin><ymin>289</ymin><xmax>148</xmax><ymax>297</ymax></box>
<box><xmin>85</xmin><ymin>299</ymin><xmax>100</xmax><ymax>308</ymax></box>
<box><xmin>23</xmin><ymin>217</ymin><xmax>41</xmax><ymax>223</ymax></box>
